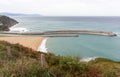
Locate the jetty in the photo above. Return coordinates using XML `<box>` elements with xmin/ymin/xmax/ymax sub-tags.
<box><xmin>0</xmin><ymin>30</ymin><xmax>117</xmax><ymax>37</ymax></box>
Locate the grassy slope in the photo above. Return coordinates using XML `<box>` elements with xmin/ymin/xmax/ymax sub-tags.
<box><xmin>0</xmin><ymin>41</ymin><xmax>120</xmax><ymax>77</ymax></box>
<box><xmin>88</xmin><ymin>58</ymin><xmax>120</xmax><ymax>76</ymax></box>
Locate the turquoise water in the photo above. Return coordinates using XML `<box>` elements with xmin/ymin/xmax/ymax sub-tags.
<box><xmin>12</xmin><ymin>16</ymin><xmax>120</xmax><ymax>61</ymax></box>
<box><xmin>47</xmin><ymin>35</ymin><xmax>120</xmax><ymax>61</ymax></box>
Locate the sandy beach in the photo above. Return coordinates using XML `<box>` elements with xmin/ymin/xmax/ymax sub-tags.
<box><xmin>0</xmin><ymin>36</ymin><xmax>45</xmax><ymax>51</ymax></box>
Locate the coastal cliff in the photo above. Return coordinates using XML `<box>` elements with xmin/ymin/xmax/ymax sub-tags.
<box><xmin>0</xmin><ymin>15</ymin><xmax>18</xmax><ymax>31</ymax></box>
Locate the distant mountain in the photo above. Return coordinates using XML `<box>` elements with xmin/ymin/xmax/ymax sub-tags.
<box><xmin>0</xmin><ymin>12</ymin><xmax>42</xmax><ymax>17</ymax></box>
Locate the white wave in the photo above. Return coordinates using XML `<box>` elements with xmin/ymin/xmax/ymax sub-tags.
<box><xmin>115</xmin><ymin>32</ymin><xmax>120</xmax><ymax>37</ymax></box>
<box><xmin>37</xmin><ymin>38</ymin><xmax>48</xmax><ymax>53</ymax></box>
<box><xmin>9</xmin><ymin>27</ymin><xmax>29</xmax><ymax>32</ymax></box>
<box><xmin>80</xmin><ymin>57</ymin><xmax>97</xmax><ymax>62</ymax></box>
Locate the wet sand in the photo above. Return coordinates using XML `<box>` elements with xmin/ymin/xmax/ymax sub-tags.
<box><xmin>0</xmin><ymin>36</ymin><xmax>45</xmax><ymax>51</ymax></box>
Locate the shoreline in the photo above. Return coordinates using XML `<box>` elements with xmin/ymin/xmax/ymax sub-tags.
<box><xmin>80</xmin><ymin>57</ymin><xmax>98</xmax><ymax>62</ymax></box>
<box><xmin>0</xmin><ymin>36</ymin><xmax>45</xmax><ymax>51</ymax></box>
<box><xmin>37</xmin><ymin>38</ymin><xmax>48</xmax><ymax>53</ymax></box>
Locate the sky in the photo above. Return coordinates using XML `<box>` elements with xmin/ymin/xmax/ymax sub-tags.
<box><xmin>0</xmin><ymin>0</ymin><xmax>120</xmax><ymax>16</ymax></box>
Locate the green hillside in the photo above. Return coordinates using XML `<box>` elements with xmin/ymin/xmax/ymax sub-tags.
<box><xmin>0</xmin><ymin>41</ymin><xmax>120</xmax><ymax>77</ymax></box>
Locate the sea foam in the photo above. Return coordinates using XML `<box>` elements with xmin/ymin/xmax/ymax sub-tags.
<box><xmin>9</xmin><ymin>27</ymin><xmax>29</xmax><ymax>32</ymax></box>
<box><xmin>37</xmin><ymin>38</ymin><xmax>48</xmax><ymax>53</ymax></box>
<box><xmin>115</xmin><ymin>32</ymin><xmax>120</xmax><ymax>37</ymax></box>
<box><xmin>80</xmin><ymin>57</ymin><xmax>97</xmax><ymax>62</ymax></box>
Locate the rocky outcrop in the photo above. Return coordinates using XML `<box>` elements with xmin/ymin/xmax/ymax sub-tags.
<box><xmin>0</xmin><ymin>15</ymin><xmax>18</xmax><ymax>31</ymax></box>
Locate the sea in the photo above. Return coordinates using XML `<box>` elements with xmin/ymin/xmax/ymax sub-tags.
<box><xmin>10</xmin><ymin>16</ymin><xmax>120</xmax><ymax>61</ymax></box>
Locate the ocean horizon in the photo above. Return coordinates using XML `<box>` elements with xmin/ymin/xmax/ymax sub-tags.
<box><xmin>10</xmin><ymin>16</ymin><xmax>120</xmax><ymax>61</ymax></box>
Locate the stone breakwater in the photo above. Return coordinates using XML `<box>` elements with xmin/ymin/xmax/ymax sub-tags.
<box><xmin>0</xmin><ymin>30</ymin><xmax>117</xmax><ymax>37</ymax></box>
<box><xmin>44</xmin><ymin>30</ymin><xmax>117</xmax><ymax>37</ymax></box>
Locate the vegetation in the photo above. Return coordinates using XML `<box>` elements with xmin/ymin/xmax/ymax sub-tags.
<box><xmin>0</xmin><ymin>25</ymin><xmax>9</xmax><ymax>31</ymax></box>
<box><xmin>0</xmin><ymin>41</ymin><xmax>120</xmax><ymax>77</ymax></box>
<box><xmin>0</xmin><ymin>15</ymin><xmax>18</xmax><ymax>31</ymax></box>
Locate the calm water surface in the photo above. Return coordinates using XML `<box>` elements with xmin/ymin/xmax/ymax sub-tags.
<box><xmin>12</xmin><ymin>16</ymin><xmax>120</xmax><ymax>61</ymax></box>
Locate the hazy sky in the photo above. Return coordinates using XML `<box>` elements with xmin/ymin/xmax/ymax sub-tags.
<box><xmin>0</xmin><ymin>0</ymin><xmax>120</xmax><ymax>16</ymax></box>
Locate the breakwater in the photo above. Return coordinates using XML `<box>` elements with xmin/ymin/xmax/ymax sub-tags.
<box><xmin>0</xmin><ymin>30</ymin><xmax>117</xmax><ymax>37</ymax></box>
<box><xmin>44</xmin><ymin>30</ymin><xmax>117</xmax><ymax>36</ymax></box>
